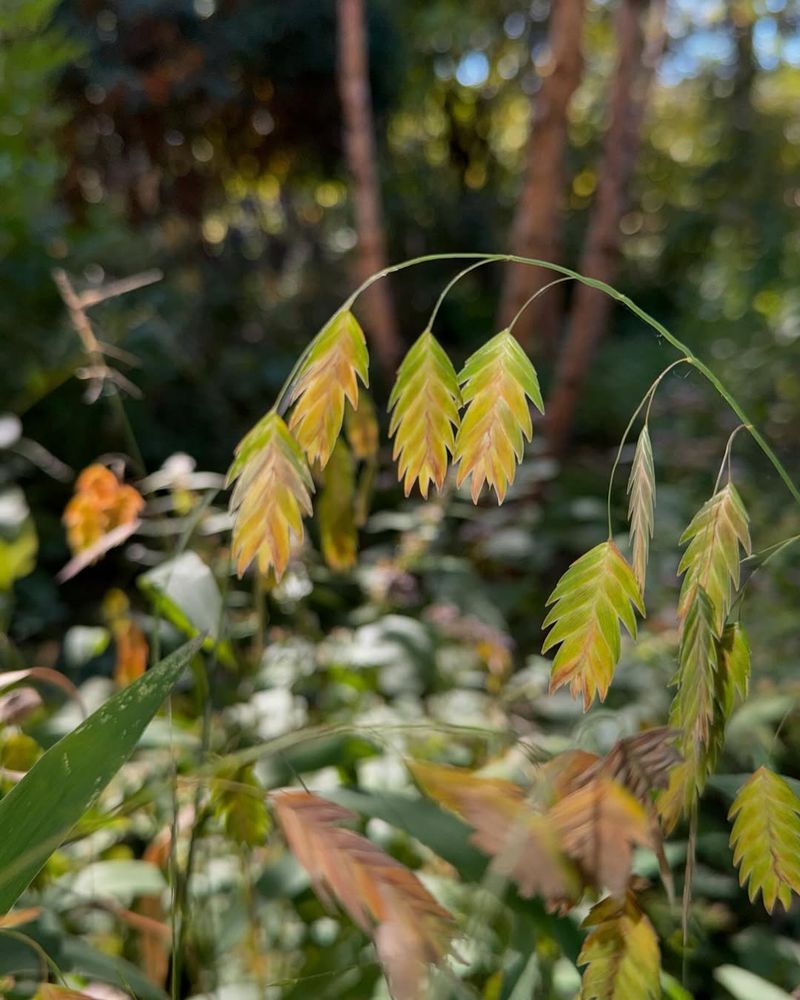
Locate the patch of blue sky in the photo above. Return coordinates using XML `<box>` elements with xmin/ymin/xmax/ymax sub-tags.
<box><xmin>456</xmin><ymin>51</ymin><xmax>490</xmax><ymax>88</ymax></box>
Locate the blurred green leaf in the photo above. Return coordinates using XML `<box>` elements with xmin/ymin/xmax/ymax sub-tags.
<box><xmin>139</xmin><ymin>552</ymin><xmax>233</xmax><ymax>665</ymax></box>
<box><xmin>69</xmin><ymin>859</ymin><xmax>166</xmax><ymax>904</ymax></box>
<box><xmin>59</xmin><ymin>934</ymin><xmax>169</xmax><ymax>1000</ymax></box>
<box><xmin>62</xmin><ymin>625</ymin><xmax>110</xmax><ymax>668</ymax></box>
<box><xmin>139</xmin><ymin>552</ymin><xmax>221</xmax><ymax>638</ymax></box>
<box><xmin>0</xmin><ymin>635</ymin><xmax>202</xmax><ymax>912</ymax></box>
<box><xmin>714</xmin><ymin>965</ymin><xmax>793</xmax><ymax>1000</ymax></box>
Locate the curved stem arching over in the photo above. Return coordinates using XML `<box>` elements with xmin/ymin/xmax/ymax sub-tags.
<box><xmin>273</xmin><ymin>251</ymin><xmax>800</xmax><ymax>509</ymax></box>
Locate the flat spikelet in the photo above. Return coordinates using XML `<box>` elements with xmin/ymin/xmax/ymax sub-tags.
<box><xmin>409</xmin><ymin>761</ymin><xmax>581</xmax><ymax>910</ymax></box>
<box><xmin>728</xmin><ymin>767</ymin><xmax>800</xmax><ymax>913</ymax></box>
<box><xmin>542</xmin><ymin>541</ymin><xmax>644</xmax><ymax>709</ymax></box>
<box><xmin>578</xmin><ymin>895</ymin><xmax>660</xmax><ymax>1000</ymax></box>
<box><xmin>626</xmin><ymin>425</ymin><xmax>655</xmax><ymax>593</ymax></box>
<box><xmin>345</xmin><ymin>392</ymin><xmax>379</xmax><ymax>460</ymax></box>
<box><xmin>717</xmin><ymin>621</ymin><xmax>751</xmax><ymax>716</ymax></box>
<box><xmin>388</xmin><ymin>331</ymin><xmax>461</xmax><ymax>497</ymax></box>
<box><xmin>318</xmin><ymin>439</ymin><xmax>358</xmax><ymax>571</ymax></box>
<box><xmin>287</xmin><ymin>309</ymin><xmax>369</xmax><ymax>467</ymax></box>
<box><xmin>227</xmin><ymin>412</ymin><xmax>313</xmax><ymax>580</ymax></box>
<box><xmin>678</xmin><ymin>482</ymin><xmax>751</xmax><ymax>632</ymax></box>
<box><xmin>272</xmin><ymin>789</ymin><xmax>454</xmax><ymax>1000</ymax></box>
<box><xmin>550</xmin><ymin>777</ymin><xmax>652</xmax><ymax>899</ymax></box>
<box><xmin>659</xmin><ymin>588</ymin><xmax>721</xmax><ymax>830</ymax></box>
<box><xmin>453</xmin><ymin>330</ymin><xmax>543</xmax><ymax>503</ymax></box>
<box><xmin>591</xmin><ymin>728</ymin><xmax>681</xmax><ymax>804</ymax></box>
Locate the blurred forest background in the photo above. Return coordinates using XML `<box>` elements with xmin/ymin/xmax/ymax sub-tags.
<box><xmin>1</xmin><ymin>0</ymin><xmax>800</xmax><ymax>998</ymax></box>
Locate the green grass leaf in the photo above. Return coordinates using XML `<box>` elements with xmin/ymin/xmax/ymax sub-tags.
<box><xmin>714</xmin><ymin>965</ymin><xmax>793</xmax><ymax>1000</ymax></box>
<box><xmin>0</xmin><ymin>635</ymin><xmax>203</xmax><ymax>913</ymax></box>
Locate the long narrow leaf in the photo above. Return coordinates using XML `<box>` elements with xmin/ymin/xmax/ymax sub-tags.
<box><xmin>0</xmin><ymin>636</ymin><xmax>203</xmax><ymax>913</ymax></box>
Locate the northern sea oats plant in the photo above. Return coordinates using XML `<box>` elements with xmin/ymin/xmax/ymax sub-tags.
<box><xmin>224</xmin><ymin>253</ymin><xmax>800</xmax><ymax>1000</ymax></box>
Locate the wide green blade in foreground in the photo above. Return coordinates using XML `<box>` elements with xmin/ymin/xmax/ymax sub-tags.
<box><xmin>0</xmin><ymin>635</ymin><xmax>203</xmax><ymax>913</ymax></box>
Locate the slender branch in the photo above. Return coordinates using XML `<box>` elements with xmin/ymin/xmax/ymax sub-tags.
<box><xmin>79</xmin><ymin>269</ymin><xmax>162</xmax><ymax>308</ymax></box>
<box><xmin>508</xmin><ymin>275</ymin><xmax>574</xmax><ymax>334</ymax></box>
<box><xmin>260</xmin><ymin>251</ymin><xmax>800</xmax><ymax>511</ymax></box>
<box><xmin>714</xmin><ymin>423</ymin><xmax>749</xmax><ymax>493</ymax></box>
<box><xmin>427</xmin><ymin>259</ymin><xmax>497</xmax><ymax>332</ymax></box>
<box><xmin>334</xmin><ymin>250</ymin><xmax>800</xmax><ymax>509</ymax></box>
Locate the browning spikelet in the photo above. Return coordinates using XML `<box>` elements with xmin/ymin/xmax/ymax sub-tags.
<box><xmin>227</xmin><ymin>412</ymin><xmax>313</xmax><ymax>579</ymax></box>
<box><xmin>453</xmin><ymin>330</ymin><xmax>543</xmax><ymax>503</ymax></box>
<box><xmin>288</xmin><ymin>309</ymin><xmax>369</xmax><ymax>467</ymax></box>
<box><xmin>272</xmin><ymin>789</ymin><xmax>453</xmax><ymax>1000</ymax></box>
<box><xmin>388</xmin><ymin>331</ymin><xmax>461</xmax><ymax>497</ymax></box>
<box><xmin>542</xmin><ymin>541</ymin><xmax>644</xmax><ymax>709</ymax></box>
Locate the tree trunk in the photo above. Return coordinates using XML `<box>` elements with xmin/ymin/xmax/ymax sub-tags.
<box><xmin>497</xmin><ymin>0</ymin><xmax>585</xmax><ymax>350</ymax></box>
<box><xmin>545</xmin><ymin>0</ymin><xmax>665</xmax><ymax>456</ymax></box>
<box><xmin>336</xmin><ymin>0</ymin><xmax>402</xmax><ymax>379</ymax></box>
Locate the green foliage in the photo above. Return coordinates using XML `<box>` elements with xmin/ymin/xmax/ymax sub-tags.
<box><xmin>0</xmin><ymin>637</ymin><xmax>201</xmax><ymax>912</ymax></box>
<box><xmin>0</xmin><ymin>488</ymin><xmax>38</xmax><ymax>591</ymax></box>
<box><xmin>729</xmin><ymin>767</ymin><xmax>800</xmax><ymax>914</ymax></box>
<box><xmin>317</xmin><ymin>439</ymin><xmax>358</xmax><ymax>571</ymax></box>
<box><xmin>542</xmin><ymin>541</ymin><xmax>644</xmax><ymax>710</ymax></box>
<box><xmin>215</xmin><ymin>766</ymin><xmax>271</xmax><ymax>847</ymax></box>
<box><xmin>5</xmin><ymin>4</ymin><xmax>800</xmax><ymax>990</ymax></box>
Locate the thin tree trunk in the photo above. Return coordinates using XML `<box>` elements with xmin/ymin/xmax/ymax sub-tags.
<box><xmin>545</xmin><ymin>0</ymin><xmax>665</xmax><ymax>456</ymax></box>
<box><xmin>497</xmin><ymin>0</ymin><xmax>585</xmax><ymax>350</ymax></box>
<box><xmin>336</xmin><ymin>0</ymin><xmax>402</xmax><ymax>379</ymax></box>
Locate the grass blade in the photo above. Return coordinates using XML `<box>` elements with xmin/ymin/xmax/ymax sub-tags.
<box><xmin>0</xmin><ymin>636</ymin><xmax>203</xmax><ymax>913</ymax></box>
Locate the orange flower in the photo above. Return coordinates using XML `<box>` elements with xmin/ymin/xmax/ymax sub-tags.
<box><xmin>63</xmin><ymin>464</ymin><xmax>144</xmax><ymax>557</ymax></box>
